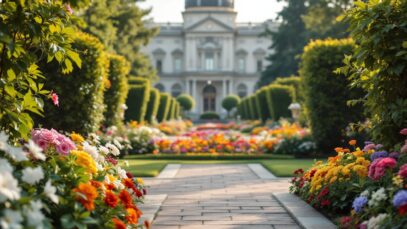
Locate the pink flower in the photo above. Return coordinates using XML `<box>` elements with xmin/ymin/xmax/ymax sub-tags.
<box><xmin>400</xmin><ymin>128</ymin><xmax>407</xmax><ymax>135</ymax></box>
<box><xmin>398</xmin><ymin>164</ymin><xmax>407</xmax><ymax>179</ymax></box>
<box><xmin>31</xmin><ymin>128</ymin><xmax>75</xmax><ymax>155</ymax></box>
<box><xmin>368</xmin><ymin>157</ymin><xmax>397</xmax><ymax>180</ymax></box>
<box><xmin>65</xmin><ymin>4</ymin><xmax>74</xmax><ymax>14</ymax></box>
<box><xmin>51</xmin><ymin>92</ymin><xmax>59</xmax><ymax>107</ymax></box>
<box><xmin>401</xmin><ymin>140</ymin><xmax>407</xmax><ymax>154</ymax></box>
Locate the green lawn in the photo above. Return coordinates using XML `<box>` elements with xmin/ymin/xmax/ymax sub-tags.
<box><xmin>120</xmin><ymin>155</ymin><xmax>322</xmax><ymax>177</ymax></box>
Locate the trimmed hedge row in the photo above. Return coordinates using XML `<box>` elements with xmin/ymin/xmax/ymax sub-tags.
<box><xmin>125</xmin><ymin>84</ymin><xmax>150</xmax><ymax>123</ymax></box>
<box><xmin>38</xmin><ymin>32</ymin><xmax>108</xmax><ymax>134</ymax></box>
<box><xmin>157</xmin><ymin>93</ymin><xmax>171</xmax><ymax>122</ymax></box>
<box><xmin>104</xmin><ymin>54</ymin><xmax>130</xmax><ymax>127</ymax></box>
<box><xmin>144</xmin><ymin>88</ymin><xmax>160</xmax><ymax>123</ymax></box>
<box><xmin>300</xmin><ymin>38</ymin><xmax>364</xmax><ymax>154</ymax></box>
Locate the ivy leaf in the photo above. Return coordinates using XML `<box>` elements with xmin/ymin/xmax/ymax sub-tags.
<box><xmin>403</xmin><ymin>41</ymin><xmax>407</xmax><ymax>49</ymax></box>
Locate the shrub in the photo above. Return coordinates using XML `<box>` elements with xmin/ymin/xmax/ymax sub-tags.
<box><xmin>200</xmin><ymin>112</ymin><xmax>220</xmax><ymax>120</ymax></box>
<box><xmin>167</xmin><ymin>98</ymin><xmax>176</xmax><ymax>121</ymax></box>
<box><xmin>222</xmin><ymin>95</ymin><xmax>241</xmax><ymax>116</ymax></box>
<box><xmin>243</xmin><ymin>98</ymin><xmax>250</xmax><ymax>120</ymax></box>
<box><xmin>177</xmin><ymin>94</ymin><xmax>195</xmax><ymax>111</ymax></box>
<box><xmin>274</xmin><ymin>76</ymin><xmax>304</xmax><ymax>102</ymax></box>
<box><xmin>104</xmin><ymin>54</ymin><xmax>130</xmax><ymax>127</ymax></box>
<box><xmin>144</xmin><ymin>88</ymin><xmax>160</xmax><ymax>123</ymax></box>
<box><xmin>300</xmin><ymin>39</ymin><xmax>364</xmax><ymax>154</ymax></box>
<box><xmin>247</xmin><ymin>97</ymin><xmax>255</xmax><ymax>120</ymax></box>
<box><xmin>342</xmin><ymin>1</ymin><xmax>407</xmax><ymax>149</ymax></box>
<box><xmin>249</xmin><ymin>96</ymin><xmax>259</xmax><ymax>120</ymax></box>
<box><xmin>157</xmin><ymin>93</ymin><xmax>171</xmax><ymax>122</ymax></box>
<box><xmin>256</xmin><ymin>88</ymin><xmax>270</xmax><ymax>122</ymax></box>
<box><xmin>128</xmin><ymin>77</ymin><xmax>149</xmax><ymax>86</ymax></box>
<box><xmin>125</xmin><ymin>84</ymin><xmax>150</xmax><ymax>123</ymax></box>
<box><xmin>38</xmin><ymin>32</ymin><xmax>107</xmax><ymax>135</ymax></box>
<box><xmin>266</xmin><ymin>84</ymin><xmax>295</xmax><ymax>121</ymax></box>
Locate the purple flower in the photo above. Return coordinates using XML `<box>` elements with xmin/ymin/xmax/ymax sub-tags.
<box><xmin>352</xmin><ymin>196</ymin><xmax>368</xmax><ymax>213</ymax></box>
<box><xmin>370</xmin><ymin>151</ymin><xmax>388</xmax><ymax>161</ymax></box>
<box><xmin>393</xmin><ymin>190</ymin><xmax>407</xmax><ymax>208</ymax></box>
<box><xmin>363</xmin><ymin>143</ymin><xmax>376</xmax><ymax>152</ymax></box>
<box><xmin>389</xmin><ymin>152</ymin><xmax>400</xmax><ymax>159</ymax></box>
<box><xmin>375</xmin><ymin>144</ymin><xmax>383</xmax><ymax>150</ymax></box>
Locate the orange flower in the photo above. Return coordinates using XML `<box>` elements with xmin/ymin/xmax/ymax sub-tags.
<box><xmin>104</xmin><ymin>190</ymin><xmax>119</xmax><ymax>208</ymax></box>
<box><xmin>122</xmin><ymin>178</ymin><xmax>135</xmax><ymax>190</ymax></box>
<box><xmin>335</xmin><ymin>147</ymin><xmax>343</xmax><ymax>153</ymax></box>
<box><xmin>105</xmin><ymin>183</ymin><xmax>115</xmax><ymax>190</ymax></box>
<box><xmin>126</xmin><ymin>208</ymin><xmax>140</xmax><ymax>224</ymax></box>
<box><xmin>119</xmin><ymin>189</ymin><xmax>133</xmax><ymax>208</ymax></box>
<box><xmin>112</xmin><ymin>218</ymin><xmax>126</xmax><ymax>229</ymax></box>
<box><xmin>90</xmin><ymin>180</ymin><xmax>102</xmax><ymax>189</ymax></box>
<box><xmin>349</xmin><ymin>140</ymin><xmax>357</xmax><ymax>146</ymax></box>
<box><xmin>73</xmin><ymin>183</ymin><xmax>98</xmax><ymax>211</ymax></box>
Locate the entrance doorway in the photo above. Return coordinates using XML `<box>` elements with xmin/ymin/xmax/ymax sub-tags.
<box><xmin>203</xmin><ymin>85</ymin><xmax>216</xmax><ymax>112</ymax></box>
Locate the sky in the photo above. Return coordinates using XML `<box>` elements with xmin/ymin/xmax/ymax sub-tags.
<box><xmin>137</xmin><ymin>0</ymin><xmax>285</xmax><ymax>23</ymax></box>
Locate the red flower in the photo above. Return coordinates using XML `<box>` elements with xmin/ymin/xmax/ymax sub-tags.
<box><xmin>143</xmin><ymin>188</ymin><xmax>147</xmax><ymax>195</ymax></box>
<box><xmin>51</xmin><ymin>91</ymin><xmax>59</xmax><ymax>106</ymax></box>
<box><xmin>119</xmin><ymin>189</ymin><xmax>133</xmax><ymax>208</ymax></box>
<box><xmin>126</xmin><ymin>172</ymin><xmax>134</xmax><ymax>178</ymax></box>
<box><xmin>112</xmin><ymin>218</ymin><xmax>126</xmax><ymax>229</ymax></box>
<box><xmin>122</xmin><ymin>178</ymin><xmax>136</xmax><ymax>190</ymax></box>
<box><xmin>134</xmin><ymin>188</ymin><xmax>143</xmax><ymax>198</ymax></box>
<box><xmin>294</xmin><ymin>169</ymin><xmax>304</xmax><ymax>175</ymax></box>
<box><xmin>144</xmin><ymin>220</ymin><xmax>150</xmax><ymax>229</ymax></box>
<box><xmin>104</xmin><ymin>191</ymin><xmax>119</xmax><ymax>208</ymax></box>
<box><xmin>309</xmin><ymin>169</ymin><xmax>317</xmax><ymax>178</ymax></box>
<box><xmin>321</xmin><ymin>200</ymin><xmax>331</xmax><ymax>207</ymax></box>
<box><xmin>399</xmin><ymin>204</ymin><xmax>407</xmax><ymax>216</ymax></box>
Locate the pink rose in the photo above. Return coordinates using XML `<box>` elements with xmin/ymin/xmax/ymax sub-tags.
<box><xmin>368</xmin><ymin>157</ymin><xmax>397</xmax><ymax>180</ymax></box>
<box><xmin>400</xmin><ymin>128</ymin><xmax>407</xmax><ymax>135</ymax></box>
<box><xmin>51</xmin><ymin>92</ymin><xmax>59</xmax><ymax>107</ymax></box>
<box><xmin>401</xmin><ymin>140</ymin><xmax>407</xmax><ymax>154</ymax></box>
<box><xmin>398</xmin><ymin>164</ymin><xmax>407</xmax><ymax>179</ymax></box>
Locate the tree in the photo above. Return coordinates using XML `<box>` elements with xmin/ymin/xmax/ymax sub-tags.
<box><xmin>258</xmin><ymin>0</ymin><xmax>309</xmax><ymax>86</ymax></box>
<box><xmin>222</xmin><ymin>95</ymin><xmax>241</xmax><ymax>118</ymax></box>
<box><xmin>176</xmin><ymin>94</ymin><xmax>195</xmax><ymax>113</ymax></box>
<box><xmin>0</xmin><ymin>1</ymin><xmax>86</xmax><ymax>140</ymax></box>
<box><xmin>80</xmin><ymin>0</ymin><xmax>158</xmax><ymax>80</ymax></box>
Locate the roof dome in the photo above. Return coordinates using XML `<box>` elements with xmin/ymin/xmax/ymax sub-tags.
<box><xmin>185</xmin><ymin>0</ymin><xmax>234</xmax><ymax>9</ymax></box>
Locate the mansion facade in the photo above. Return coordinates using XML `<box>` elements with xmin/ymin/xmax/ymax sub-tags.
<box><xmin>142</xmin><ymin>0</ymin><xmax>277</xmax><ymax>116</ymax></box>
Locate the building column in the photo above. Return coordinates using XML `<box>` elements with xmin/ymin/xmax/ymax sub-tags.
<box><xmin>228</xmin><ymin>79</ymin><xmax>233</xmax><ymax>95</ymax></box>
<box><xmin>186</xmin><ymin>79</ymin><xmax>190</xmax><ymax>95</ymax></box>
<box><xmin>192</xmin><ymin>79</ymin><xmax>197</xmax><ymax>112</ymax></box>
<box><xmin>222</xmin><ymin>79</ymin><xmax>227</xmax><ymax>98</ymax></box>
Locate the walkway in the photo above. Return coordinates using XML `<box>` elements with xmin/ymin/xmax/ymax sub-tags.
<box><xmin>144</xmin><ymin>164</ymin><xmax>301</xmax><ymax>229</ymax></box>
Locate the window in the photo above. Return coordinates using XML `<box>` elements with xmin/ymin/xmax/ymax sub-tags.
<box><xmin>238</xmin><ymin>58</ymin><xmax>246</xmax><ymax>73</ymax></box>
<box><xmin>156</xmin><ymin>60</ymin><xmax>163</xmax><ymax>73</ymax></box>
<box><xmin>155</xmin><ymin>83</ymin><xmax>165</xmax><ymax>92</ymax></box>
<box><xmin>174</xmin><ymin>58</ymin><xmax>182</xmax><ymax>73</ymax></box>
<box><xmin>237</xmin><ymin>84</ymin><xmax>248</xmax><ymax>98</ymax></box>
<box><xmin>171</xmin><ymin>84</ymin><xmax>182</xmax><ymax>97</ymax></box>
<box><xmin>205</xmin><ymin>52</ymin><xmax>215</xmax><ymax>71</ymax></box>
<box><xmin>257</xmin><ymin>60</ymin><xmax>263</xmax><ymax>72</ymax></box>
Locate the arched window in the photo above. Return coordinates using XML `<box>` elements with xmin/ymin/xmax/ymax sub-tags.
<box><xmin>155</xmin><ymin>83</ymin><xmax>165</xmax><ymax>92</ymax></box>
<box><xmin>171</xmin><ymin>84</ymin><xmax>182</xmax><ymax>97</ymax></box>
<box><xmin>237</xmin><ymin>84</ymin><xmax>248</xmax><ymax>98</ymax></box>
<box><xmin>203</xmin><ymin>85</ymin><xmax>217</xmax><ymax>112</ymax></box>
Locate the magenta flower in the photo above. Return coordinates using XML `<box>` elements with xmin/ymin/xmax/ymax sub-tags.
<box><xmin>398</xmin><ymin>164</ymin><xmax>407</xmax><ymax>179</ymax></box>
<box><xmin>51</xmin><ymin>92</ymin><xmax>59</xmax><ymax>107</ymax></box>
<box><xmin>31</xmin><ymin>128</ymin><xmax>76</xmax><ymax>155</ymax></box>
<box><xmin>65</xmin><ymin>4</ymin><xmax>74</xmax><ymax>14</ymax></box>
<box><xmin>400</xmin><ymin>128</ymin><xmax>407</xmax><ymax>135</ymax></box>
<box><xmin>368</xmin><ymin>157</ymin><xmax>397</xmax><ymax>180</ymax></box>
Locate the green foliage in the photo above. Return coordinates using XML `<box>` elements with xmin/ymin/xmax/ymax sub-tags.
<box><xmin>258</xmin><ymin>0</ymin><xmax>309</xmax><ymax>86</ymax></box>
<box><xmin>256</xmin><ymin>88</ymin><xmax>271</xmax><ymax>122</ymax></box>
<box><xmin>144</xmin><ymin>88</ymin><xmax>160</xmax><ymax>123</ymax></box>
<box><xmin>167</xmin><ymin>98</ymin><xmax>176</xmax><ymax>121</ymax></box>
<box><xmin>274</xmin><ymin>76</ymin><xmax>304</xmax><ymax>102</ymax></box>
<box><xmin>266</xmin><ymin>84</ymin><xmax>295</xmax><ymax>121</ymax></box>
<box><xmin>128</xmin><ymin>77</ymin><xmax>149</xmax><ymax>86</ymax></box>
<box><xmin>104</xmin><ymin>54</ymin><xmax>130</xmax><ymax>127</ymax></box>
<box><xmin>125</xmin><ymin>84</ymin><xmax>150</xmax><ymax>123</ymax></box>
<box><xmin>0</xmin><ymin>1</ymin><xmax>84</xmax><ymax>140</ymax></box>
<box><xmin>176</xmin><ymin>94</ymin><xmax>195</xmax><ymax>111</ymax></box>
<box><xmin>250</xmin><ymin>96</ymin><xmax>260</xmax><ymax>120</ymax></box>
<box><xmin>339</xmin><ymin>0</ymin><xmax>407</xmax><ymax>149</ymax></box>
<box><xmin>38</xmin><ymin>32</ymin><xmax>107</xmax><ymax>135</ymax></box>
<box><xmin>156</xmin><ymin>93</ymin><xmax>171</xmax><ymax>122</ymax></box>
<box><xmin>221</xmin><ymin>95</ymin><xmax>241</xmax><ymax>116</ymax></box>
<box><xmin>81</xmin><ymin>0</ymin><xmax>159</xmax><ymax>80</ymax></box>
<box><xmin>300</xmin><ymin>39</ymin><xmax>364</xmax><ymax>154</ymax></box>
<box><xmin>247</xmin><ymin>97</ymin><xmax>255</xmax><ymax>120</ymax></box>
<box><xmin>200</xmin><ymin>112</ymin><xmax>220</xmax><ymax>120</ymax></box>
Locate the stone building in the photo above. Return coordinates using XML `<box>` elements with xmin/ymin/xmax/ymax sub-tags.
<box><xmin>142</xmin><ymin>0</ymin><xmax>277</xmax><ymax>116</ymax></box>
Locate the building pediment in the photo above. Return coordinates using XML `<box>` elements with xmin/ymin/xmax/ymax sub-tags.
<box><xmin>186</xmin><ymin>17</ymin><xmax>234</xmax><ymax>33</ymax></box>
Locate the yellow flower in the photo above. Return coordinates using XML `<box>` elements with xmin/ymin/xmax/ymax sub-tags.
<box><xmin>71</xmin><ymin>132</ymin><xmax>85</xmax><ymax>143</ymax></box>
<box><xmin>136</xmin><ymin>178</ymin><xmax>144</xmax><ymax>185</ymax></box>
<box><xmin>71</xmin><ymin>150</ymin><xmax>97</xmax><ymax>174</ymax></box>
<box><xmin>393</xmin><ymin>175</ymin><xmax>403</xmax><ymax>187</ymax></box>
<box><xmin>353</xmin><ymin>150</ymin><xmax>364</xmax><ymax>157</ymax></box>
<box><xmin>352</xmin><ymin>165</ymin><xmax>368</xmax><ymax>177</ymax></box>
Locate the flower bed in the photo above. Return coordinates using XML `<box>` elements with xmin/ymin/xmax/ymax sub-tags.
<box><xmin>0</xmin><ymin>129</ymin><xmax>148</xmax><ymax>229</ymax></box>
<box><xmin>290</xmin><ymin>130</ymin><xmax>407</xmax><ymax>228</ymax></box>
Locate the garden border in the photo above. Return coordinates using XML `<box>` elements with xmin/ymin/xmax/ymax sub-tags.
<box><xmin>156</xmin><ymin>164</ymin><xmax>181</xmax><ymax>178</ymax></box>
<box><xmin>248</xmin><ymin>163</ymin><xmax>277</xmax><ymax>179</ymax></box>
<box><xmin>273</xmin><ymin>192</ymin><xmax>336</xmax><ymax>229</ymax></box>
<box><xmin>139</xmin><ymin>194</ymin><xmax>167</xmax><ymax>224</ymax></box>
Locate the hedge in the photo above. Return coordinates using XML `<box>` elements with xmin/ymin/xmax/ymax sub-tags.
<box><xmin>274</xmin><ymin>76</ymin><xmax>304</xmax><ymax>103</ymax></box>
<box><xmin>167</xmin><ymin>98</ymin><xmax>176</xmax><ymax>121</ymax></box>
<box><xmin>124</xmin><ymin>84</ymin><xmax>150</xmax><ymax>123</ymax></box>
<box><xmin>103</xmin><ymin>54</ymin><xmax>131</xmax><ymax>127</ymax></box>
<box><xmin>128</xmin><ymin>77</ymin><xmax>149</xmax><ymax>86</ymax></box>
<box><xmin>156</xmin><ymin>93</ymin><xmax>171</xmax><ymax>122</ymax></box>
<box><xmin>266</xmin><ymin>84</ymin><xmax>295</xmax><ymax>121</ymax></box>
<box><xmin>256</xmin><ymin>88</ymin><xmax>270</xmax><ymax>122</ymax></box>
<box><xmin>243</xmin><ymin>98</ymin><xmax>250</xmax><ymax>120</ymax></box>
<box><xmin>200</xmin><ymin>112</ymin><xmax>220</xmax><ymax>120</ymax></box>
<box><xmin>247</xmin><ymin>96</ymin><xmax>255</xmax><ymax>120</ymax></box>
<box><xmin>38</xmin><ymin>32</ymin><xmax>107</xmax><ymax>134</ymax></box>
<box><xmin>176</xmin><ymin>94</ymin><xmax>195</xmax><ymax>112</ymax></box>
<box><xmin>300</xmin><ymin>38</ymin><xmax>364</xmax><ymax>154</ymax></box>
<box><xmin>250</xmin><ymin>95</ymin><xmax>260</xmax><ymax>120</ymax></box>
<box><xmin>144</xmin><ymin>88</ymin><xmax>160</xmax><ymax>123</ymax></box>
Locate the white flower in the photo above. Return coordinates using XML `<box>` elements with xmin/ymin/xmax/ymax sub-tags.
<box><xmin>96</xmin><ymin>163</ymin><xmax>103</xmax><ymax>171</ymax></box>
<box><xmin>367</xmin><ymin>213</ymin><xmax>388</xmax><ymax>229</ymax></box>
<box><xmin>0</xmin><ymin>209</ymin><xmax>23</xmax><ymax>229</ymax></box>
<box><xmin>25</xmin><ymin>200</ymin><xmax>45</xmax><ymax>228</ymax></box>
<box><xmin>99</xmin><ymin>146</ymin><xmax>109</xmax><ymax>155</ymax></box>
<box><xmin>0</xmin><ymin>158</ymin><xmax>13</xmax><ymax>173</ymax></box>
<box><xmin>121</xmin><ymin>104</ymin><xmax>128</xmax><ymax>110</ymax></box>
<box><xmin>113</xmin><ymin>139</ymin><xmax>123</xmax><ymax>150</ymax></box>
<box><xmin>106</xmin><ymin>143</ymin><xmax>120</xmax><ymax>156</ymax></box>
<box><xmin>360</xmin><ymin>190</ymin><xmax>370</xmax><ymax>197</ymax></box>
<box><xmin>368</xmin><ymin>188</ymin><xmax>387</xmax><ymax>207</ymax></box>
<box><xmin>113</xmin><ymin>180</ymin><xmax>124</xmax><ymax>190</ymax></box>
<box><xmin>0</xmin><ymin>172</ymin><xmax>21</xmax><ymax>203</ymax></box>
<box><xmin>21</xmin><ymin>167</ymin><xmax>44</xmax><ymax>185</ymax></box>
<box><xmin>83</xmin><ymin>142</ymin><xmax>99</xmax><ymax>160</ymax></box>
<box><xmin>117</xmin><ymin>167</ymin><xmax>128</xmax><ymax>179</ymax></box>
<box><xmin>44</xmin><ymin>180</ymin><xmax>59</xmax><ymax>204</ymax></box>
<box><xmin>6</xmin><ymin>146</ymin><xmax>28</xmax><ymax>162</ymax></box>
<box><xmin>0</xmin><ymin>132</ymin><xmax>9</xmax><ymax>151</ymax></box>
<box><xmin>25</xmin><ymin>140</ymin><xmax>45</xmax><ymax>161</ymax></box>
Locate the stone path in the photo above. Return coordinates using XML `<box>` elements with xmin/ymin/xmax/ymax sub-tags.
<box><xmin>144</xmin><ymin>164</ymin><xmax>302</xmax><ymax>229</ymax></box>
